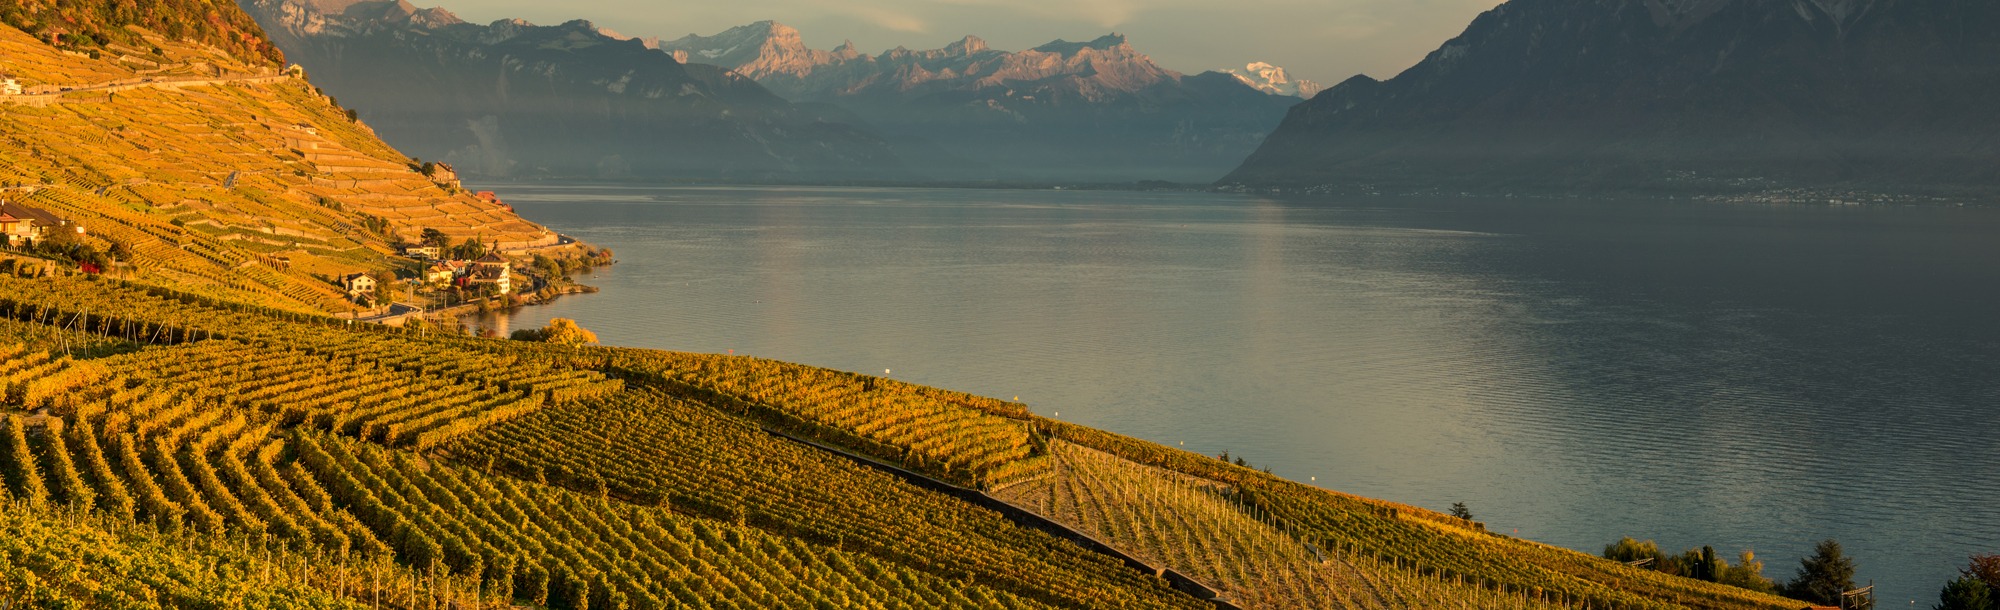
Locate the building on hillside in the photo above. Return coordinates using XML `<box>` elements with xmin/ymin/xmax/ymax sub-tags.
<box><xmin>0</xmin><ymin>212</ymin><xmax>28</xmax><ymax>247</ymax></box>
<box><xmin>422</xmin><ymin>162</ymin><xmax>461</xmax><ymax>190</ymax></box>
<box><xmin>339</xmin><ymin>273</ymin><xmax>376</xmax><ymax>297</ymax></box>
<box><xmin>422</xmin><ymin>263</ymin><xmax>455</xmax><ymax>284</ymax></box>
<box><xmin>465</xmin><ymin>251</ymin><xmax>512</xmax><ymax>295</ymax></box>
<box><xmin>2</xmin><ymin>79</ymin><xmax>21</xmax><ymax>96</ymax></box>
<box><xmin>473</xmin><ymin>191</ymin><xmax>512</xmax><ymax>211</ymax></box>
<box><xmin>0</xmin><ymin>201</ymin><xmax>63</xmax><ymax>246</ymax></box>
<box><xmin>400</xmin><ymin>244</ymin><xmax>441</xmax><ymax>259</ymax></box>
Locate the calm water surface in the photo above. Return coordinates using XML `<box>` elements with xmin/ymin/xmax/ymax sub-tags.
<box><xmin>478</xmin><ymin>185</ymin><xmax>2000</xmax><ymax>603</ymax></box>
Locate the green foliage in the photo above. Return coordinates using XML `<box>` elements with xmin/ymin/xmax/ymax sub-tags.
<box><xmin>1782</xmin><ymin>539</ymin><xmax>1867</xmax><ymax>609</ymax></box>
<box><xmin>0</xmin><ymin>0</ymin><xmax>284</xmax><ymax>66</ymax></box>
<box><xmin>1606</xmin><ymin>537</ymin><xmax>1669</xmax><ymax>566</ymax></box>
<box><xmin>0</xmin><ymin>498</ymin><xmax>366</xmax><ymax>609</ymax></box>
<box><xmin>1717</xmin><ymin>550</ymin><xmax>1779</xmax><ymax>595</ymax></box>
<box><xmin>450</xmin><ymin>237</ymin><xmax>486</xmax><ymax>261</ymax></box>
<box><xmin>1603</xmin><ymin>538</ymin><xmax>1776</xmax><ymax>594</ymax></box>
<box><xmin>0</xmin><ymin>415</ymin><xmax>47</xmax><ymax>507</ymax></box>
<box><xmin>1937</xmin><ymin>576</ymin><xmax>1995</xmax><ymax>610</ymax></box>
<box><xmin>1450</xmin><ymin>501</ymin><xmax>1474</xmax><ymax>521</ymax></box>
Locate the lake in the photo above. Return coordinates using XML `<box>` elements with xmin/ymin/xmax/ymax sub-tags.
<box><xmin>477</xmin><ymin>184</ymin><xmax>2000</xmax><ymax>604</ymax></box>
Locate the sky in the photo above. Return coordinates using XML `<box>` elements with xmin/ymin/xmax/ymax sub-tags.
<box><xmin>425</xmin><ymin>0</ymin><xmax>1506</xmax><ymax>85</ymax></box>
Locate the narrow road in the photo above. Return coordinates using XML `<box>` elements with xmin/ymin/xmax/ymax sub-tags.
<box><xmin>1</xmin><ymin>71</ymin><xmax>292</xmax><ymax>106</ymax></box>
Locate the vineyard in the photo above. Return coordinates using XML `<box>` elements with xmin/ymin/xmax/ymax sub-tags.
<box><xmin>0</xmin><ymin>271</ymin><xmax>1817</xmax><ymax>609</ymax></box>
<box><xmin>585</xmin><ymin>349</ymin><xmax>1055</xmax><ymax>489</ymax></box>
<box><xmin>447</xmin><ymin>388</ymin><xmax>1207</xmax><ymax>610</ymax></box>
<box><xmin>0</xmin><ymin>22</ymin><xmax>569</xmax><ymax>313</ymax></box>
<box><xmin>1037</xmin><ymin>422</ymin><xmax>1807</xmax><ymax>610</ymax></box>
<box><xmin>994</xmin><ymin>440</ymin><xmax>1381</xmax><ymax>610</ymax></box>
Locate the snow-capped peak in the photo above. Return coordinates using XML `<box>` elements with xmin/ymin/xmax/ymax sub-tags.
<box><xmin>1218</xmin><ymin>62</ymin><xmax>1321</xmax><ymax>98</ymax></box>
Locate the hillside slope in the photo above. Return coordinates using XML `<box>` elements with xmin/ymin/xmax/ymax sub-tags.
<box><xmin>0</xmin><ymin>22</ymin><xmax>560</xmax><ymax>313</ymax></box>
<box><xmin>1222</xmin><ymin>0</ymin><xmax>2000</xmax><ymax>195</ymax></box>
<box><xmin>242</xmin><ymin>0</ymin><xmax>907</xmax><ymax>181</ymax></box>
<box><xmin>0</xmin><ymin>273</ymin><xmax>1813</xmax><ymax>610</ymax></box>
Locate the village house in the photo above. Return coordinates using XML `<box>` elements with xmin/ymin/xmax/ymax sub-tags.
<box><xmin>400</xmin><ymin>244</ymin><xmax>442</xmax><ymax>259</ymax></box>
<box><xmin>0</xmin><ymin>211</ymin><xmax>28</xmax><ymax>247</ymax></box>
<box><xmin>422</xmin><ymin>262</ymin><xmax>455</xmax><ymax>284</ymax></box>
<box><xmin>0</xmin><ymin>201</ymin><xmax>64</xmax><ymax>247</ymax></box>
<box><xmin>473</xmin><ymin>191</ymin><xmax>512</xmax><ymax>211</ymax></box>
<box><xmin>2</xmin><ymin>78</ymin><xmax>21</xmax><ymax>96</ymax></box>
<box><xmin>463</xmin><ymin>251</ymin><xmax>512</xmax><ymax>295</ymax></box>
<box><xmin>339</xmin><ymin>273</ymin><xmax>376</xmax><ymax>297</ymax></box>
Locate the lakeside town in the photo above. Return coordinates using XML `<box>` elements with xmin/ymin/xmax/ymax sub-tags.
<box><xmin>2</xmin><ymin>185</ymin><xmax>610</xmax><ymax>331</ymax></box>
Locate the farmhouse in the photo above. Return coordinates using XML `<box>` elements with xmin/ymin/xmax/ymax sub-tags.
<box><xmin>339</xmin><ymin>273</ymin><xmax>375</xmax><ymax>297</ymax></box>
<box><xmin>400</xmin><ymin>244</ymin><xmax>442</xmax><ymax>259</ymax></box>
<box><xmin>1</xmin><ymin>78</ymin><xmax>20</xmax><ymax>96</ymax></box>
<box><xmin>0</xmin><ymin>201</ymin><xmax>65</xmax><ymax>246</ymax></box>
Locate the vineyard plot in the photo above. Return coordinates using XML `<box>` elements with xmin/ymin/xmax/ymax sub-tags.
<box><xmin>995</xmin><ymin>440</ymin><xmax>1388</xmax><ymax>610</ymax></box>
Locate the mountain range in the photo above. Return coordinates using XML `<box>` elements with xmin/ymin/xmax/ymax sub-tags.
<box><xmin>242</xmin><ymin>0</ymin><xmax>905</xmax><ymax>181</ymax></box>
<box><xmin>649</xmin><ymin>22</ymin><xmax>1303</xmax><ymax>182</ymax></box>
<box><xmin>1224</xmin><ymin>0</ymin><xmax>2000</xmax><ymax>194</ymax></box>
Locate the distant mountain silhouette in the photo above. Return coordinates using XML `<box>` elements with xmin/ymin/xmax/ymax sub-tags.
<box><xmin>656</xmin><ymin>23</ymin><xmax>1302</xmax><ymax>182</ymax></box>
<box><xmin>1223</xmin><ymin>0</ymin><xmax>2000</xmax><ymax>194</ymax></box>
<box><xmin>243</xmin><ymin>0</ymin><xmax>905</xmax><ymax>180</ymax></box>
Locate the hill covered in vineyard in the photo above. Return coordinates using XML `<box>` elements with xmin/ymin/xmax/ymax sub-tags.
<box><xmin>0</xmin><ymin>271</ymin><xmax>1814</xmax><ymax>609</ymax></box>
<box><xmin>0</xmin><ymin>13</ymin><xmax>573</xmax><ymax>314</ymax></box>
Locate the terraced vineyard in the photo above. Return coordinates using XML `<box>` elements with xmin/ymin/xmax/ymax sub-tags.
<box><xmin>1040</xmin><ymin>423</ymin><xmax>1807</xmax><ymax>610</ymax></box>
<box><xmin>0</xmin><ymin>23</ymin><xmax>566</xmax><ymax>312</ymax></box>
<box><xmin>0</xmin><ymin>270</ymin><xmax>1816</xmax><ymax>604</ymax></box>
<box><xmin>600</xmin><ymin>350</ymin><xmax>1053</xmax><ymax>488</ymax></box>
<box><xmin>446</xmin><ymin>389</ymin><xmax>1207</xmax><ymax>610</ymax></box>
<box><xmin>995</xmin><ymin>440</ymin><xmax>1380</xmax><ymax>610</ymax></box>
<box><xmin>295</xmin><ymin>432</ymin><xmax>1053</xmax><ymax>610</ymax></box>
<box><xmin>101</xmin><ymin>340</ymin><xmax>552</xmax><ymax>448</ymax></box>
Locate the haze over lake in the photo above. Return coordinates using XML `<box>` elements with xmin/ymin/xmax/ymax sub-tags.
<box><xmin>482</xmin><ymin>185</ymin><xmax>2000</xmax><ymax>603</ymax></box>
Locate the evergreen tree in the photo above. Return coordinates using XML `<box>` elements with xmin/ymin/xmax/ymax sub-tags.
<box><xmin>1450</xmin><ymin>502</ymin><xmax>1474</xmax><ymax>521</ymax></box>
<box><xmin>1936</xmin><ymin>576</ymin><xmax>1994</xmax><ymax>610</ymax></box>
<box><xmin>1783</xmin><ymin>539</ymin><xmax>1869</xmax><ymax>609</ymax></box>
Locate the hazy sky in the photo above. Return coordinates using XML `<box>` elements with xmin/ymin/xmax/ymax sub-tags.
<box><xmin>430</xmin><ymin>0</ymin><xmax>1504</xmax><ymax>84</ymax></box>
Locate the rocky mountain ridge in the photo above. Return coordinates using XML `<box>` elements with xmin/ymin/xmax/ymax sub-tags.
<box><xmin>242</xmin><ymin>0</ymin><xmax>907</xmax><ymax>180</ymax></box>
<box><xmin>651</xmin><ymin>22</ymin><xmax>1302</xmax><ymax>181</ymax></box>
<box><xmin>1216</xmin><ymin>62</ymin><xmax>1321</xmax><ymax>98</ymax></box>
<box><xmin>1223</xmin><ymin>0</ymin><xmax>2000</xmax><ymax>194</ymax></box>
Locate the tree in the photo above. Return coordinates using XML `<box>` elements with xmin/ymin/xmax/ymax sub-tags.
<box><xmin>543</xmin><ymin>318</ymin><xmax>597</xmax><ymax>346</ymax></box>
<box><xmin>1936</xmin><ymin>576</ymin><xmax>1994</xmax><ymax>610</ymax></box>
<box><xmin>420</xmin><ymin>228</ymin><xmax>448</xmax><ymax>248</ymax></box>
<box><xmin>1604</xmin><ymin>537</ymin><xmax>1668</xmax><ymax>567</ymax></box>
<box><xmin>1783</xmin><ymin>539</ymin><xmax>1869</xmax><ymax>610</ymax></box>
<box><xmin>452</xmin><ymin>238</ymin><xmax>486</xmax><ymax>260</ymax></box>
<box><xmin>1450</xmin><ymin>502</ymin><xmax>1474</xmax><ymax>522</ymax></box>
<box><xmin>510</xmin><ymin>318</ymin><xmax>597</xmax><ymax>347</ymax></box>
<box><xmin>1968</xmin><ymin>555</ymin><xmax>2000</xmax><ymax>594</ymax></box>
<box><xmin>1718</xmin><ymin>550</ymin><xmax>1779</xmax><ymax>595</ymax></box>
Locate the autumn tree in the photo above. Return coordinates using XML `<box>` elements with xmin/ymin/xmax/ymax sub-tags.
<box><xmin>510</xmin><ymin>318</ymin><xmax>598</xmax><ymax>347</ymax></box>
